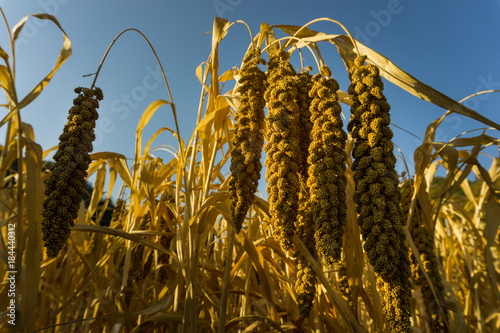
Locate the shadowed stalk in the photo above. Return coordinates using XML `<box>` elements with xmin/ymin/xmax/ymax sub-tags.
<box><xmin>218</xmin><ymin>228</ymin><xmax>235</xmax><ymax>333</ymax></box>
<box><xmin>293</xmin><ymin>235</ymin><xmax>367</xmax><ymax>333</ymax></box>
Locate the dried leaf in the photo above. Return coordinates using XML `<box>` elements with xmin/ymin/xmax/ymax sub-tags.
<box><xmin>274</xmin><ymin>25</ymin><xmax>500</xmax><ymax>130</ymax></box>
<box><xmin>22</xmin><ymin>139</ymin><xmax>43</xmax><ymax>333</ymax></box>
<box><xmin>13</xmin><ymin>13</ymin><xmax>72</xmax><ymax>110</ymax></box>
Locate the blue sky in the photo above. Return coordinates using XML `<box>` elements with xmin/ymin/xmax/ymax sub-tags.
<box><xmin>1</xmin><ymin>0</ymin><xmax>499</xmax><ymax>200</ymax></box>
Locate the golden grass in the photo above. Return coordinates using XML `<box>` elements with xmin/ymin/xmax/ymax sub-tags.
<box><xmin>0</xmin><ymin>11</ymin><xmax>499</xmax><ymax>333</ymax></box>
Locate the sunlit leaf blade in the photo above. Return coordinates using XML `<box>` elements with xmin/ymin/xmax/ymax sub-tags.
<box><xmin>0</xmin><ymin>45</ymin><xmax>8</xmax><ymax>62</ymax></box>
<box><xmin>274</xmin><ymin>25</ymin><xmax>500</xmax><ymax>130</ymax></box>
<box><xmin>209</xmin><ymin>17</ymin><xmax>230</xmax><ymax>98</ymax></box>
<box><xmin>12</xmin><ymin>13</ymin><xmax>72</xmax><ymax>110</ymax></box>
<box><xmin>225</xmin><ymin>315</ymin><xmax>284</xmax><ymax>332</ymax></box>
<box><xmin>134</xmin><ymin>99</ymin><xmax>170</xmax><ymax>186</ymax></box>
<box><xmin>219</xmin><ymin>68</ymin><xmax>236</xmax><ymax>82</ymax></box>
<box><xmin>90</xmin><ymin>152</ymin><xmax>133</xmax><ymax>189</ymax></box>
<box><xmin>137</xmin><ymin>99</ymin><xmax>170</xmax><ymax>136</ymax></box>
<box><xmin>86</xmin><ymin>164</ymin><xmax>106</xmax><ymax>224</ymax></box>
<box><xmin>72</xmin><ymin>224</ymin><xmax>174</xmax><ymax>257</ymax></box>
<box><xmin>0</xmin><ymin>64</ymin><xmax>14</xmax><ymax>106</ymax></box>
<box><xmin>484</xmin><ymin>194</ymin><xmax>500</xmax><ymax>302</ymax></box>
<box><xmin>23</xmin><ymin>139</ymin><xmax>43</xmax><ymax>333</ymax></box>
<box><xmin>334</xmin><ymin>35</ymin><xmax>500</xmax><ymax>130</ymax></box>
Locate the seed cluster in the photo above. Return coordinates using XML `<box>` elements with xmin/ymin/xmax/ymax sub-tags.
<box><xmin>131</xmin><ymin>212</ymin><xmax>153</xmax><ymax>279</ymax></box>
<box><xmin>401</xmin><ymin>181</ymin><xmax>449</xmax><ymax>332</ymax></box>
<box><xmin>296</xmin><ymin>70</ymin><xmax>314</xmax><ymax>189</ymax></box>
<box><xmin>347</xmin><ymin>55</ymin><xmax>411</xmax><ymax>332</ymax></box>
<box><xmin>338</xmin><ymin>261</ymin><xmax>352</xmax><ymax>307</ymax></box>
<box><xmin>229</xmin><ymin>56</ymin><xmax>267</xmax><ymax>233</ymax></box>
<box><xmin>295</xmin><ymin>259</ymin><xmax>316</xmax><ymax>317</ymax></box>
<box><xmin>229</xmin><ymin>50</ymin><xmax>416</xmax><ymax>324</ymax></box>
<box><xmin>87</xmin><ymin>231</ymin><xmax>100</xmax><ymax>255</ymax></box>
<box><xmin>41</xmin><ymin>87</ymin><xmax>103</xmax><ymax>258</ymax></box>
<box><xmin>295</xmin><ymin>70</ymin><xmax>314</xmax><ymax>251</ymax></box>
<box><xmin>411</xmin><ymin>226</ymin><xmax>449</xmax><ymax>332</ymax></box>
<box><xmin>264</xmin><ymin>50</ymin><xmax>301</xmax><ymax>250</ymax></box>
<box><xmin>294</xmin><ymin>70</ymin><xmax>316</xmax><ymax>318</ymax></box>
<box><xmin>111</xmin><ymin>198</ymin><xmax>126</xmax><ymax>228</ymax></box>
<box><xmin>377</xmin><ymin>277</ymin><xmax>412</xmax><ymax>333</ymax></box>
<box><xmin>308</xmin><ymin>65</ymin><xmax>347</xmax><ymax>264</ymax></box>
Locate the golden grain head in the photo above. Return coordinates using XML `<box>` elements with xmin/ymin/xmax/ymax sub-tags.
<box><xmin>307</xmin><ymin>66</ymin><xmax>347</xmax><ymax>264</ymax></box>
<box><xmin>229</xmin><ymin>58</ymin><xmax>267</xmax><ymax>233</ymax></box>
<box><xmin>295</xmin><ymin>257</ymin><xmax>316</xmax><ymax>318</ymax></box>
<box><xmin>338</xmin><ymin>261</ymin><xmax>352</xmax><ymax>307</ymax></box>
<box><xmin>295</xmin><ymin>69</ymin><xmax>315</xmax><ymax>253</ymax></box>
<box><xmin>264</xmin><ymin>52</ymin><xmax>301</xmax><ymax>250</ymax></box>
<box><xmin>41</xmin><ymin>87</ymin><xmax>103</xmax><ymax>258</ymax></box>
<box><xmin>410</xmin><ymin>226</ymin><xmax>449</xmax><ymax>332</ymax></box>
<box><xmin>348</xmin><ymin>56</ymin><xmax>412</xmax><ymax>332</ymax></box>
<box><xmin>348</xmin><ymin>56</ymin><xmax>408</xmax><ymax>281</ymax></box>
<box><xmin>111</xmin><ymin>198</ymin><xmax>126</xmax><ymax>227</ymax></box>
<box><xmin>377</xmin><ymin>273</ymin><xmax>412</xmax><ymax>333</ymax></box>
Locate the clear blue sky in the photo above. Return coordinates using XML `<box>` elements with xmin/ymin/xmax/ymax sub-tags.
<box><xmin>1</xmin><ymin>0</ymin><xmax>499</xmax><ymax>200</ymax></box>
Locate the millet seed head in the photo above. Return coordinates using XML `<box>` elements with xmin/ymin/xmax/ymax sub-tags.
<box><xmin>348</xmin><ymin>56</ymin><xmax>411</xmax><ymax>332</ymax></box>
<box><xmin>229</xmin><ymin>59</ymin><xmax>267</xmax><ymax>233</ymax></box>
<box><xmin>264</xmin><ymin>50</ymin><xmax>301</xmax><ymax>250</ymax></box>
<box><xmin>307</xmin><ymin>65</ymin><xmax>347</xmax><ymax>264</ymax></box>
<box><xmin>41</xmin><ymin>87</ymin><xmax>103</xmax><ymax>258</ymax></box>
